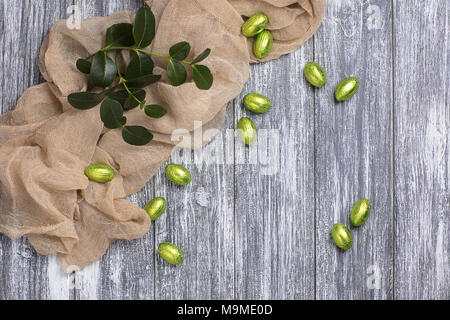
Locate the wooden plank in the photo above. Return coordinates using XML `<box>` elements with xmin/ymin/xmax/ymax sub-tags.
<box><xmin>0</xmin><ymin>0</ymin><xmax>73</xmax><ymax>300</ymax></box>
<box><xmin>392</xmin><ymin>0</ymin><xmax>448</xmax><ymax>300</ymax></box>
<box><xmin>73</xmin><ymin>0</ymin><xmax>155</xmax><ymax>300</ymax></box>
<box><xmin>314</xmin><ymin>1</ymin><xmax>393</xmax><ymax>299</ymax></box>
<box><xmin>1</xmin><ymin>0</ymin><xmax>448</xmax><ymax>300</ymax></box>
<box><xmin>154</xmin><ymin>106</ymin><xmax>235</xmax><ymax>299</ymax></box>
<box><xmin>234</xmin><ymin>47</ymin><xmax>316</xmax><ymax>299</ymax></box>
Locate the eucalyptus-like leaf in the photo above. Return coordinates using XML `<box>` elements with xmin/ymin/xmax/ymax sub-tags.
<box><xmin>100</xmin><ymin>98</ymin><xmax>127</xmax><ymax>129</ymax></box>
<box><xmin>144</xmin><ymin>104</ymin><xmax>167</xmax><ymax>118</ymax></box>
<box><xmin>166</xmin><ymin>60</ymin><xmax>187</xmax><ymax>86</ymax></box>
<box><xmin>169</xmin><ymin>41</ymin><xmax>191</xmax><ymax>61</ymax></box>
<box><xmin>126</xmin><ymin>74</ymin><xmax>161</xmax><ymax>88</ymax></box>
<box><xmin>125</xmin><ymin>51</ymin><xmax>154</xmax><ymax>80</ymax></box>
<box><xmin>191</xmin><ymin>48</ymin><xmax>211</xmax><ymax>64</ymax></box>
<box><xmin>90</xmin><ymin>51</ymin><xmax>117</xmax><ymax>88</ymax></box>
<box><xmin>122</xmin><ymin>126</ymin><xmax>153</xmax><ymax>146</ymax></box>
<box><xmin>68</xmin><ymin>92</ymin><xmax>104</xmax><ymax>110</ymax></box>
<box><xmin>76</xmin><ymin>59</ymin><xmax>92</xmax><ymax>74</ymax></box>
<box><xmin>109</xmin><ymin>89</ymin><xmax>146</xmax><ymax>110</ymax></box>
<box><xmin>133</xmin><ymin>7</ymin><xmax>155</xmax><ymax>48</ymax></box>
<box><xmin>192</xmin><ymin>65</ymin><xmax>213</xmax><ymax>90</ymax></box>
<box><xmin>105</xmin><ymin>23</ymin><xmax>134</xmax><ymax>47</ymax></box>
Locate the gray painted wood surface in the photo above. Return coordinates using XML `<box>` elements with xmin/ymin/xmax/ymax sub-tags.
<box><xmin>0</xmin><ymin>0</ymin><xmax>448</xmax><ymax>300</ymax></box>
<box><xmin>392</xmin><ymin>0</ymin><xmax>448</xmax><ymax>300</ymax></box>
<box><xmin>72</xmin><ymin>0</ymin><xmax>156</xmax><ymax>301</ymax></box>
<box><xmin>314</xmin><ymin>0</ymin><xmax>393</xmax><ymax>300</ymax></box>
<box><xmin>0</xmin><ymin>0</ymin><xmax>74</xmax><ymax>300</ymax></box>
<box><xmin>235</xmin><ymin>46</ymin><xmax>315</xmax><ymax>299</ymax></box>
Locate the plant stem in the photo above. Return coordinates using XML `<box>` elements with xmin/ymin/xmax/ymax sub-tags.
<box><xmin>135</xmin><ymin>49</ymin><xmax>171</xmax><ymax>60</ymax></box>
<box><xmin>85</xmin><ymin>53</ymin><xmax>95</xmax><ymax>60</ymax></box>
<box><xmin>102</xmin><ymin>46</ymin><xmax>192</xmax><ymax>66</ymax></box>
<box><xmin>114</xmin><ymin>58</ymin><xmax>124</xmax><ymax>78</ymax></box>
<box><xmin>104</xmin><ymin>46</ymin><xmax>136</xmax><ymax>52</ymax></box>
<box><xmin>124</xmin><ymin>83</ymin><xmax>144</xmax><ymax>107</ymax></box>
<box><xmin>115</xmin><ymin>58</ymin><xmax>144</xmax><ymax>107</ymax></box>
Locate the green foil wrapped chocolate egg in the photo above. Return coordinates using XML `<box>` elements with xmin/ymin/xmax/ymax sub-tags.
<box><xmin>144</xmin><ymin>197</ymin><xmax>167</xmax><ymax>221</ymax></box>
<box><xmin>253</xmin><ymin>30</ymin><xmax>273</xmax><ymax>59</ymax></box>
<box><xmin>335</xmin><ymin>77</ymin><xmax>359</xmax><ymax>101</ymax></box>
<box><xmin>304</xmin><ymin>62</ymin><xmax>327</xmax><ymax>88</ymax></box>
<box><xmin>241</xmin><ymin>13</ymin><xmax>269</xmax><ymax>38</ymax></box>
<box><xmin>158</xmin><ymin>242</ymin><xmax>184</xmax><ymax>265</ymax></box>
<box><xmin>165</xmin><ymin>164</ymin><xmax>191</xmax><ymax>186</ymax></box>
<box><xmin>350</xmin><ymin>198</ymin><xmax>371</xmax><ymax>227</ymax></box>
<box><xmin>331</xmin><ymin>224</ymin><xmax>353</xmax><ymax>250</ymax></box>
<box><xmin>244</xmin><ymin>93</ymin><xmax>272</xmax><ymax>114</ymax></box>
<box><xmin>237</xmin><ymin>117</ymin><xmax>257</xmax><ymax>145</ymax></box>
<box><xmin>84</xmin><ymin>163</ymin><xmax>115</xmax><ymax>183</ymax></box>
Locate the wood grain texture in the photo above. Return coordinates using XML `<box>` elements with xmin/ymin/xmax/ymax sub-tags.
<box><xmin>0</xmin><ymin>0</ymin><xmax>73</xmax><ymax>300</ymax></box>
<box><xmin>73</xmin><ymin>0</ymin><xmax>156</xmax><ymax>300</ymax></box>
<box><xmin>392</xmin><ymin>0</ymin><xmax>448</xmax><ymax>300</ymax></box>
<box><xmin>314</xmin><ymin>0</ymin><xmax>393</xmax><ymax>299</ymax></box>
<box><xmin>0</xmin><ymin>0</ymin><xmax>448</xmax><ymax>300</ymax></box>
<box><xmin>234</xmin><ymin>46</ymin><xmax>316</xmax><ymax>299</ymax></box>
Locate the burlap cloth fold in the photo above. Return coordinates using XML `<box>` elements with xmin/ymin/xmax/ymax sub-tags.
<box><xmin>0</xmin><ymin>0</ymin><xmax>325</xmax><ymax>272</ymax></box>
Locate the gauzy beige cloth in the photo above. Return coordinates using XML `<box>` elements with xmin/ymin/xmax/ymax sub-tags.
<box><xmin>0</xmin><ymin>0</ymin><xmax>325</xmax><ymax>272</ymax></box>
<box><xmin>148</xmin><ymin>0</ymin><xmax>327</xmax><ymax>63</ymax></box>
<box><xmin>228</xmin><ymin>0</ymin><xmax>326</xmax><ymax>62</ymax></box>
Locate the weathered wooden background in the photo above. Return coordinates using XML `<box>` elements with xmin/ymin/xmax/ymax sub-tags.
<box><xmin>0</xmin><ymin>0</ymin><xmax>448</xmax><ymax>300</ymax></box>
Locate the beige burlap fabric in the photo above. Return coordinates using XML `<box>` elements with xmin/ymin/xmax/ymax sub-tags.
<box><xmin>228</xmin><ymin>0</ymin><xmax>326</xmax><ymax>62</ymax></box>
<box><xmin>0</xmin><ymin>0</ymin><xmax>325</xmax><ymax>272</ymax></box>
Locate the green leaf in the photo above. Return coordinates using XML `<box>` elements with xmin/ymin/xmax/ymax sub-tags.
<box><xmin>133</xmin><ymin>7</ymin><xmax>155</xmax><ymax>48</ymax></box>
<box><xmin>125</xmin><ymin>51</ymin><xmax>154</xmax><ymax>80</ymax></box>
<box><xmin>122</xmin><ymin>126</ymin><xmax>153</xmax><ymax>146</ymax></box>
<box><xmin>169</xmin><ymin>41</ymin><xmax>191</xmax><ymax>61</ymax></box>
<box><xmin>100</xmin><ymin>98</ymin><xmax>127</xmax><ymax>129</ymax></box>
<box><xmin>105</xmin><ymin>23</ymin><xmax>135</xmax><ymax>47</ymax></box>
<box><xmin>76</xmin><ymin>59</ymin><xmax>92</xmax><ymax>74</ymax></box>
<box><xmin>68</xmin><ymin>92</ymin><xmax>104</xmax><ymax>110</ymax></box>
<box><xmin>191</xmin><ymin>48</ymin><xmax>211</xmax><ymax>64</ymax></box>
<box><xmin>192</xmin><ymin>65</ymin><xmax>213</xmax><ymax>90</ymax></box>
<box><xmin>144</xmin><ymin>104</ymin><xmax>167</xmax><ymax>118</ymax></box>
<box><xmin>90</xmin><ymin>51</ymin><xmax>117</xmax><ymax>88</ymax></box>
<box><xmin>109</xmin><ymin>89</ymin><xmax>146</xmax><ymax>110</ymax></box>
<box><xmin>166</xmin><ymin>60</ymin><xmax>187</xmax><ymax>86</ymax></box>
<box><xmin>126</xmin><ymin>74</ymin><xmax>161</xmax><ymax>88</ymax></box>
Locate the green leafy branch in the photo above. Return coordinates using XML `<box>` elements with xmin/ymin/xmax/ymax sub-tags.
<box><xmin>68</xmin><ymin>7</ymin><xmax>213</xmax><ymax>146</ymax></box>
